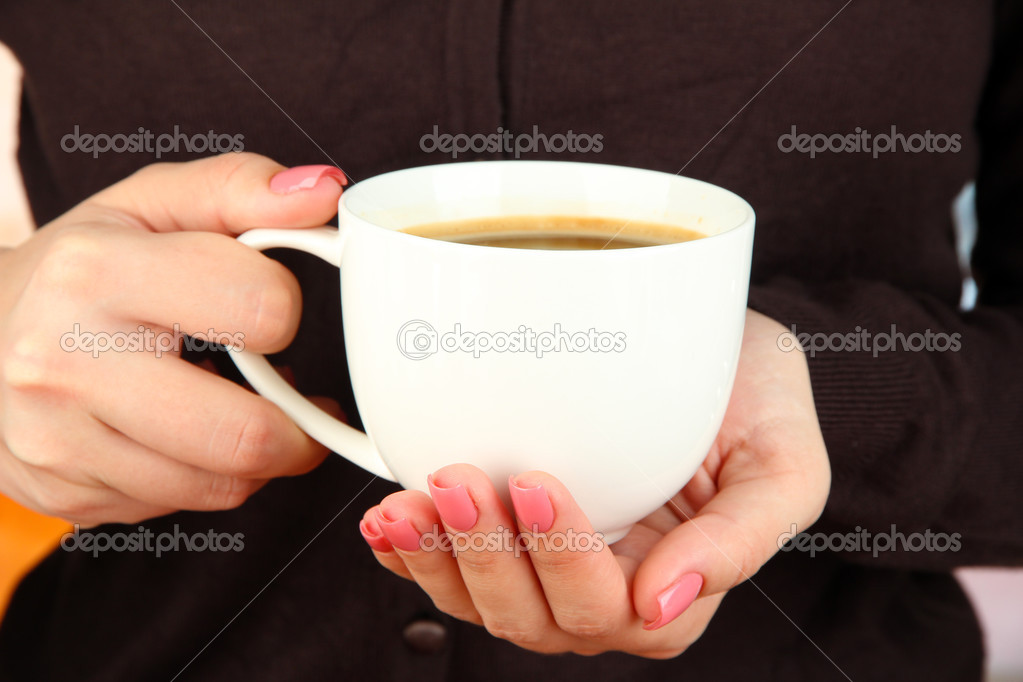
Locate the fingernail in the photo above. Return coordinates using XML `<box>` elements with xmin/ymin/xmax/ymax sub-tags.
<box><xmin>643</xmin><ymin>573</ymin><xmax>703</xmax><ymax>631</ymax></box>
<box><xmin>427</xmin><ymin>474</ymin><xmax>478</xmax><ymax>531</ymax></box>
<box><xmin>508</xmin><ymin>476</ymin><xmax>554</xmax><ymax>533</ymax></box>
<box><xmin>374</xmin><ymin>509</ymin><xmax>422</xmax><ymax>552</ymax></box>
<box><xmin>359</xmin><ymin>517</ymin><xmax>392</xmax><ymax>553</ymax></box>
<box><xmin>269</xmin><ymin>165</ymin><xmax>348</xmax><ymax>194</ymax></box>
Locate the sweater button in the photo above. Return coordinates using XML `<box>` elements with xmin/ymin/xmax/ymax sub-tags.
<box><xmin>402</xmin><ymin>617</ymin><xmax>448</xmax><ymax>654</ymax></box>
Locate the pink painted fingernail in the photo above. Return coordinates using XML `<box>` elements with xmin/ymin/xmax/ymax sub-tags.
<box><xmin>427</xmin><ymin>474</ymin><xmax>478</xmax><ymax>531</ymax></box>
<box><xmin>643</xmin><ymin>573</ymin><xmax>703</xmax><ymax>631</ymax></box>
<box><xmin>508</xmin><ymin>476</ymin><xmax>554</xmax><ymax>533</ymax></box>
<box><xmin>359</xmin><ymin>517</ymin><xmax>393</xmax><ymax>553</ymax></box>
<box><xmin>374</xmin><ymin>509</ymin><xmax>422</xmax><ymax>552</ymax></box>
<box><xmin>269</xmin><ymin>165</ymin><xmax>348</xmax><ymax>194</ymax></box>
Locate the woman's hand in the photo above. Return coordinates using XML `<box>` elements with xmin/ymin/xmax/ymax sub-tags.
<box><xmin>361</xmin><ymin>309</ymin><xmax>831</xmax><ymax>657</ymax></box>
<box><xmin>0</xmin><ymin>153</ymin><xmax>346</xmax><ymax>525</ymax></box>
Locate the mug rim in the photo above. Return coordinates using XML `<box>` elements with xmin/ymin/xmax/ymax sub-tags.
<box><xmin>338</xmin><ymin>160</ymin><xmax>755</xmax><ymax>253</ymax></box>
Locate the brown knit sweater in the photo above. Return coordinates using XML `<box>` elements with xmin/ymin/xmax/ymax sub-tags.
<box><xmin>1</xmin><ymin>2</ymin><xmax>1020</xmax><ymax>680</ymax></box>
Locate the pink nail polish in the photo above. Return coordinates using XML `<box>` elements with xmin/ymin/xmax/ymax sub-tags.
<box><xmin>359</xmin><ymin>517</ymin><xmax>392</xmax><ymax>553</ymax></box>
<box><xmin>643</xmin><ymin>573</ymin><xmax>703</xmax><ymax>631</ymax></box>
<box><xmin>269</xmin><ymin>165</ymin><xmax>348</xmax><ymax>194</ymax></box>
<box><xmin>508</xmin><ymin>476</ymin><xmax>554</xmax><ymax>533</ymax></box>
<box><xmin>427</xmin><ymin>474</ymin><xmax>478</xmax><ymax>531</ymax></box>
<box><xmin>374</xmin><ymin>509</ymin><xmax>422</xmax><ymax>552</ymax></box>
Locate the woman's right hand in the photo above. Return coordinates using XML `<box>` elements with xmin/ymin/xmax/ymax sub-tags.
<box><xmin>0</xmin><ymin>153</ymin><xmax>346</xmax><ymax>525</ymax></box>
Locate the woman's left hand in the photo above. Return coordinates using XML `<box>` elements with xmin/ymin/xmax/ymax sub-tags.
<box><xmin>359</xmin><ymin>310</ymin><xmax>831</xmax><ymax>657</ymax></box>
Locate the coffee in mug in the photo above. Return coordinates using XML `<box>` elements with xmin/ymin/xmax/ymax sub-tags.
<box><xmin>401</xmin><ymin>214</ymin><xmax>705</xmax><ymax>250</ymax></box>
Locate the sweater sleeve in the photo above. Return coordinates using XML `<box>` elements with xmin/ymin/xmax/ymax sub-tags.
<box><xmin>748</xmin><ymin>0</ymin><xmax>1023</xmax><ymax>570</ymax></box>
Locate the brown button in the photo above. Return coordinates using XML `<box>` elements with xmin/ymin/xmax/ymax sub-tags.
<box><xmin>402</xmin><ymin>618</ymin><xmax>448</xmax><ymax>654</ymax></box>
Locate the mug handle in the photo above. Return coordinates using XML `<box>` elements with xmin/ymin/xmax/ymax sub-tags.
<box><xmin>227</xmin><ymin>227</ymin><xmax>397</xmax><ymax>481</ymax></box>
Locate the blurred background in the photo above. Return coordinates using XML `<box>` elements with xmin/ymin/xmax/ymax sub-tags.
<box><xmin>0</xmin><ymin>42</ymin><xmax>1020</xmax><ymax>679</ymax></box>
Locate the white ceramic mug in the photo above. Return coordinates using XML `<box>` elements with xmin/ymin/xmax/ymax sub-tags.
<box><xmin>229</xmin><ymin>161</ymin><xmax>754</xmax><ymax>543</ymax></box>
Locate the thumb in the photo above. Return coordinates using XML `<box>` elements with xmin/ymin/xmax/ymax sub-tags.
<box><xmin>80</xmin><ymin>152</ymin><xmax>347</xmax><ymax>234</ymax></box>
<box><xmin>633</xmin><ymin>456</ymin><xmax>828</xmax><ymax>630</ymax></box>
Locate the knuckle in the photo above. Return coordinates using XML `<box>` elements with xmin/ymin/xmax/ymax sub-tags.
<box><xmin>5</xmin><ymin>424</ymin><xmax>61</xmax><ymax>471</ymax></box>
<box><xmin>34</xmin><ymin>227</ymin><xmax>106</xmax><ymax>292</ymax></box>
<box><xmin>128</xmin><ymin>161</ymin><xmax>173</xmax><ymax>184</ymax></box>
<box><xmin>434</xmin><ymin>603</ymin><xmax>483</xmax><ymax>626</ymax></box>
<box><xmin>530</xmin><ymin>543</ymin><xmax>586</xmax><ymax>574</ymax></box>
<box><xmin>210</xmin><ymin>150</ymin><xmax>262</xmax><ymax>178</ymax></box>
<box><xmin>8</xmin><ymin>442</ymin><xmax>57</xmax><ymax>472</ymax></box>
<box><xmin>527</xmin><ymin>540</ymin><xmax>606</xmax><ymax>582</ymax></box>
<box><xmin>211</xmin><ymin>406</ymin><xmax>279</xmax><ymax>477</ymax></box>
<box><xmin>450</xmin><ymin>544</ymin><xmax>505</xmax><ymax>573</ymax></box>
<box><xmin>242</xmin><ymin>264</ymin><xmax>300</xmax><ymax>351</ymax></box>
<box><xmin>404</xmin><ymin>557</ymin><xmax>458</xmax><ymax>583</ymax></box>
<box><xmin>727</xmin><ymin>528</ymin><xmax>766</xmax><ymax>587</ymax></box>
<box><xmin>483</xmin><ymin>617</ymin><xmax>550</xmax><ymax>648</ymax></box>
<box><xmin>3</xmin><ymin>332</ymin><xmax>62</xmax><ymax>392</ymax></box>
<box><xmin>209</xmin><ymin>150</ymin><xmax>256</xmax><ymax>176</ymax></box>
<box><xmin>30</xmin><ymin>483</ymin><xmax>99</xmax><ymax>521</ymax></box>
<box><xmin>554</xmin><ymin>611</ymin><xmax>619</xmax><ymax>640</ymax></box>
<box><xmin>200</xmin><ymin>474</ymin><xmax>253</xmax><ymax>511</ymax></box>
<box><xmin>706</xmin><ymin>510</ymin><xmax>768</xmax><ymax>585</ymax></box>
<box><xmin>209</xmin><ymin>153</ymin><xmax>268</xmax><ymax>225</ymax></box>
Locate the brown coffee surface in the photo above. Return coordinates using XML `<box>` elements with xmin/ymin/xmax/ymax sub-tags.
<box><xmin>400</xmin><ymin>215</ymin><xmax>704</xmax><ymax>250</ymax></box>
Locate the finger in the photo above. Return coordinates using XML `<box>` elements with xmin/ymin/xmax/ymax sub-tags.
<box><xmin>427</xmin><ymin>464</ymin><xmax>568</xmax><ymax>651</ymax></box>
<box><xmin>0</xmin><ymin>384</ymin><xmax>178</xmax><ymax>524</ymax></box>
<box><xmin>82</xmin><ymin>350</ymin><xmax>330</xmax><ymax>479</ymax></box>
<box><xmin>44</xmin><ymin>226</ymin><xmax>302</xmax><ymax>354</ymax></box>
<box><xmin>372</xmin><ymin>491</ymin><xmax>482</xmax><ymax>624</ymax></box>
<box><xmin>358</xmin><ymin>507</ymin><xmax>413</xmax><ymax>581</ymax></box>
<box><xmin>83</xmin><ymin>153</ymin><xmax>347</xmax><ymax>235</ymax></box>
<box><xmin>2</xmin><ymin>389</ymin><xmax>268</xmax><ymax>512</ymax></box>
<box><xmin>507</xmin><ymin>471</ymin><xmax>634</xmax><ymax>641</ymax></box>
<box><xmin>85</xmin><ymin>421</ymin><xmax>268</xmax><ymax>512</ymax></box>
<box><xmin>0</xmin><ymin>451</ymin><xmax>175</xmax><ymax>526</ymax></box>
<box><xmin>633</xmin><ymin>441</ymin><xmax>829</xmax><ymax>630</ymax></box>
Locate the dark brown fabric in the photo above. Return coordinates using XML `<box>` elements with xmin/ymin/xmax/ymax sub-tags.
<box><xmin>1</xmin><ymin>1</ymin><xmax>1019</xmax><ymax>679</ymax></box>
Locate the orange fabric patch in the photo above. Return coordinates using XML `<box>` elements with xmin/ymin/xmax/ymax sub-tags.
<box><xmin>0</xmin><ymin>495</ymin><xmax>72</xmax><ymax>619</ymax></box>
